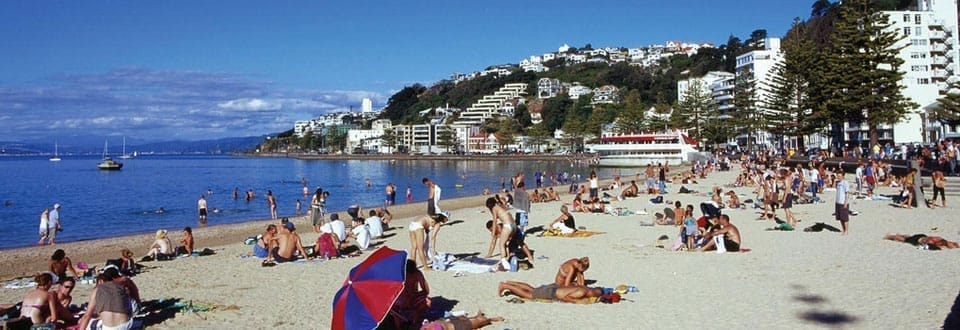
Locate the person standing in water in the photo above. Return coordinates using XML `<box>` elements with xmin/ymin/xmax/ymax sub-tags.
<box><xmin>197</xmin><ymin>195</ymin><xmax>208</xmax><ymax>224</ymax></box>
<box><xmin>266</xmin><ymin>190</ymin><xmax>278</xmax><ymax>220</ymax></box>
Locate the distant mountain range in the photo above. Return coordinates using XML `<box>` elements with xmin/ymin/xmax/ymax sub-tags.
<box><xmin>0</xmin><ymin>135</ymin><xmax>268</xmax><ymax>155</ymax></box>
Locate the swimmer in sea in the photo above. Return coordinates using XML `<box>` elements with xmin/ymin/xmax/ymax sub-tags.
<box><xmin>155</xmin><ymin>207</ymin><xmax>165</xmax><ymax>214</ymax></box>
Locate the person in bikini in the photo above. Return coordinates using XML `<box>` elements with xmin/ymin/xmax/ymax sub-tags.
<box><xmin>698</xmin><ymin>214</ymin><xmax>741</xmax><ymax>253</ymax></box>
<box><xmin>420</xmin><ymin>312</ymin><xmax>504</xmax><ymax>330</ymax></box>
<box><xmin>254</xmin><ymin>224</ymin><xmax>278</xmax><ymax>260</ymax></box>
<box><xmin>555</xmin><ymin>257</ymin><xmax>589</xmax><ymax>286</ymax></box>
<box><xmin>884</xmin><ymin>233</ymin><xmax>959</xmax><ymax>250</ymax></box>
<box><xmin>408</xmin><ymin>209</ymin><xmax>448</xmax><ymax>271</ymax></box>
<box><xmin>496</xmin><ymin>281</ymin><xmax>604</xmax><ymax>303</ymax></box>
<box><xmin>484</xmin><ymin>197</ymin><xmax>516</xmax><ymax>259</ymax></box>
<box><xmin>20</xmin><ymin>273</ymin><xmax>58</xmax><ymax>325</ymax></box>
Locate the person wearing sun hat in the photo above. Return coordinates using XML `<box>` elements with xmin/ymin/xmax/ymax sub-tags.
<box><xmin>145</xmin><ymin>229</ymin><xmax>174</xmax><ymax>261</ymax></box>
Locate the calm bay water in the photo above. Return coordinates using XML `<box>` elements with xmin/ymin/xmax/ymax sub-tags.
<box><xmin>0</xmin><ymin>155</ymin><xmax>613</xmax><ymax>249</ymax></box>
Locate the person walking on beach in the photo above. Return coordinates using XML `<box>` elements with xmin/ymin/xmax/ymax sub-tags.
<box><xmin>836</xmin><ymin>171</ymin><xmax>851</xmax><ymax>235</ymax></box>
<box><xmin>266</xmin><ymin>190</ymin><xmax>278</xmax><ymax>219</ymax></box>
<box><xmin>197</xmin><ymin>195</ymin><xmax>208</xmax><ymax>224</ymax></box>
<box><xmin>49</xmin><ymin>203</ymin><xmax>62</xmax><ymax>244</ymax></box>
<box><xmin>310</xmin><ymin>188</ymin><xmax>324</xmax><ymax>233</ymax></box>
<box><xmin>423</xmin><ymin>178</ymin><xmax>443</xmax><ymax>219</ymax></box>
<box><xmin>406</xmin><ymin>186</ymin><xmax>412</xmax><ymax>203</ymax></box>
<box><xmin>38</xmin><ymin>208</ymin><xmax>51</xmax><ymax>245</ymax></box>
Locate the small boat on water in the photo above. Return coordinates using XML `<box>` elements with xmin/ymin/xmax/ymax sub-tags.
<box><xmin>49</xmin><ymin>141</ymin><xmax>61</xmax><ymax>162</ymax></box>
<box><xmin>119</xmin><ymin>137</ymin><xmax>135</xmax><ymax>159</ymax></box>
<box><xmin>586</xmin><ymin>130</ymin><xmax>699</xmax><ymax>167</ymax></box>
<box><xmin>97</xmin><ymin>140</ymin><xmax>123</xmax><ymax>170</ymax></box>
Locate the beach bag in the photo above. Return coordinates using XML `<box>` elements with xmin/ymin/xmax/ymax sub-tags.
<box><xmin>316</xmin><ymin>233</ymin><xmax>339</xmax><ymax>259</ymax></box>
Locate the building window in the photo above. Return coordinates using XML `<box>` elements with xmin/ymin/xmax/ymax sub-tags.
<box><xmin>904</xmin><ymin>27</ymin><xmax>911</xmax><ymax>36</ymax></box>
<box><xmin>911</xmin><ymin>52</ymin><xmax>922</xmax><ymax>59</ymax></box>
<box><xmin>904</xmin><ymin>14</ymin><xmax>910</xmax><ymax>22</ymax></box>
<box><xmin>918</xmin><ymin>78</ymin><xmax>930</xmax><ymax>84</ymax></box>
<box><xmin>915</xmin><ymin>14</ymin><xmax>922</xmax><ymax>24</ymax></box>
<box><xmin>912</xmin><ymin>39</ymin><xmax>928</xmax><ymax>46</ymax></box>
<box><xmin>915</xmin><ymin>26</ymin><xmax>922</xmax><ymax>36</ymax></box>
<box><xmin>911</xmin><ymin>65</ymin><xmax>928</xmax><ymax>72</ymax></box>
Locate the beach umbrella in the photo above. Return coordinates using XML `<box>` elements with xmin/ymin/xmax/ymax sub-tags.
<box><xmin>331</xmin><ymin>246</ymin><xmax>407</xmax><ymax>330</ymax></box>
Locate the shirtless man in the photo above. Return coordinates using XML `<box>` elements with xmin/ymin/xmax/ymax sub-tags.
<box><xmin>555</xmin><ymin>257</ymin><xmax>589</xmax><ymax>286</ymax></box>
<box><xmin>484</xmin><ymin>197</ymin><xmax>516</xmax><ymax>259</ymax></box>
<box><xmin>197</xmin><ymin>195</ymin><xmax>208</xmax><ymax>224</ymax></box>
<box><xmin>673</xmin><ymin>201</ymin><xmax>686</xmax><ymax>228</ymax></box>
<box><xmin>273</xmin><ymin>222</ymin><xmax>311</xmax><ymax>262</ymax></box>
<box><xmin>266</xmin><ymin>190</ymin><xmax>278</xmax><ymax>219</ymax></box>
<box><xmin>698</xmin><ymin>214</ymin><xmax>741</xmax><ymax>253</ymax></box>
<box><xmin>497</xmin><ymin>281</ymin><xmax>604</xmax><ymax>303</ymax></box>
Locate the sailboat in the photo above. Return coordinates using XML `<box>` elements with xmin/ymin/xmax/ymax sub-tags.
<box><xmin>49</xmin><ymin>141</ymin><xmax>61</xmax><ymax>162</ymax></box>
<box><xmin>119</xmin><ymin>137</ymin><xmax>135</xmax><ymax>159</ymax></box>
<box><xmin>97</xmin><ymin>140</ymin><xmax>123</xmax><ymax>170</ymax></box>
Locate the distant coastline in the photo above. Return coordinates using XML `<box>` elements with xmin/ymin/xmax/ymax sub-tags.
<box><xmin>247</xmin><ymin>152</ymin><xmax>591</xmax><ymax>162</ymax></box>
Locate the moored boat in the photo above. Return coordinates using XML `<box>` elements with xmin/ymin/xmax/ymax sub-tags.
<box><xmin>586</xmin><ymin>130</ymin><xmax>699</xmax><ymax>167</ymax></box>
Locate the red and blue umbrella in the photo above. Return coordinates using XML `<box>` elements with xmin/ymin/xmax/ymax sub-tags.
<box><xmin>331</xmin><ymin>246</ymin><xmax>408</xmax><ymax>330</ymax></box>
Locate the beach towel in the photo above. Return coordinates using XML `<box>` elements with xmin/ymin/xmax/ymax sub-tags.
<box><xmin>511</xmin><ymin>296</ymin><xmax>601</xmax><ymax>304</ymax></box>
<box><xmin>444</xmin><ymin>256</ymin><xmax>500</xmax><ymax>274</ymax></box>
<box><xmin>540</xmin><ymin>230</ymin><xmax>604</xmax><ymax>237</ymax></box>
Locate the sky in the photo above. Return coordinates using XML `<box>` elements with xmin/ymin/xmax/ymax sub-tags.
<box><xmin>0</xmin><ymin>0</ymin><xmax>813</xmax><ymax>143</ymax></box>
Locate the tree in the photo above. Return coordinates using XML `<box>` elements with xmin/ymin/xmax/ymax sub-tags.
<box><xmin>380</xmin><ymin>128</ymin><xmax>397</xmax><ymax>154</ymax></box>
<box><xmin>762</xmin><ymin>19</ymin><xmax>827</xmax><ymax>149</ymax></box>
<box><xmin>616</xmin><ymin>89</ymin><xmax>647</xmax><ymax>133</ymax></box>
<box><xmin>526</xmin><ymin>123</ymin><xmax>551</xmax><ymax>153</ymax></box>
<box><xmin>733</xmin><ymin>66</ymin><xmax>763</xmax><ymax>151</ymax></box>
<box><xmin>436</xmin><ymin>126</ymin><xmax>457</xmax><ymax>153</ymax></box>
<box><xmin>325</xmin><ymin>125</ymin><xmax>347</xmax><ymax>153</ymax></box>
<box><xmin>823</xmin><ymin>0</ymin><xmax>916</xmax><ymax>147</ymax></box>
<box><xmin>299</xmin><ymin>131</ymin><xmax>315</xmax><ymax>151</ymax></box>
<box><xmin>673</xmin><ymin>79</ymin><xmax>717</xmax><ymax>143</ymax></box>
<box><xmin>561</xmin><ymin>119</ymin><xmax>586</xmax><ymax>151</ymax></box>
<box><xmin>496</xmin><ymin>118</ymin><xmax>518</xmax><ymax>152</ymax></box>
<box><xmin>933</xmin><ymin>86</ymin><xmax>960</xmax><ymax>123</ymax></box>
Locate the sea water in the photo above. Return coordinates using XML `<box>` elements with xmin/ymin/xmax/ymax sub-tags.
<box><xmin>0</xmin><ymin>155</ymin><xmax>614</xmax><ymax>249</ymax></box>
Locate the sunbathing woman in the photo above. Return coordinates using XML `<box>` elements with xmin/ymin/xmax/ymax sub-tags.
<box><xmin>496</xmin><ymin>281</ymin><xmax>604</xmax><ymax>303</ymax></box>
<box><xmin>20</xmin><ymin>273</ymin><xmax>58</xmax><ymax>325</ymax></box>
<box><xmin>884</xmin><ymin>233</ymin><xmax>959</xmax><ymax>250</ymax></box>
<box><xmin>420</xmin><ymin>311</ymin><xmax>504</xmax><ymax>330</ymax></box>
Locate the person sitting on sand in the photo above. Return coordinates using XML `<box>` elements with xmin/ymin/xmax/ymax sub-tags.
<box><xmin>619</xmin><ymin>180</ymin><xmax>639</xmax><ymax>200</ymax></box>
<box><xmin>698</xmin><ymin>214</ymin><xmax>741</xmax><ymax>253</ymax></box>
<box><xmin>555</xmin><ymin>257</ymin><xmax>589</xmax><ymax>286</ymax></box>
<box><xmin>529</xmin><ymin>189</ymin><xmax>542</xmax><ymax>203</ymax></box>
<box><xmin>145</xmin><ymin>229</ymin><xmax>175</xmax><ymax>261</ymax></box>
<box><xmin>546</xmin><ymin>187</ymin><xmax>560</xmax><ymax>202</ymax></box>
<box><xmin>118</xmin><ymin>249</ymin><xmax>138</xmax><ymax>275</ymax></box>
<box><xmin>392</xmin><ymin>259</ymin><xmax>431</xmax><ymax>327</ymax></box>
<box><xmin>547</xmin><ymin>205</ymin><xmax>577</xmax><ymax>235</ymax></box>
<box><xmin>20</xmin><ymin>272</ymin><xmax>58</xmax><ymax>325</ymax></box>
<box><xmin>377</xmin><ymin>207</ymin><xmax>393</xmax><ymax>227</ymax></box>
<box><xmin>49</xmin><ymin>249</ymin><xmax>80</xmax><ymax>280</ymax></box>
<box><xmin>53</xmin><ymin>278</ymin><xmax>77</xmax><ymax>324</ymax></box>
<box><xmin>178</xmin><ymin>227</ymin><xmax>194</xmax><ymax>255</ymax></box>
<box><xmin>420</xmin><ymin>312</ymin><xmax>504</xmax><ymax>330</ymax></box>
<box><xmin>254</xmin><ymin>225</ymin><xmax>278</xmax><ymax>260</ymax></box>
<box><xmin>725</xmin><ymin>191</ymin><xmax>741</xmax><ymax>209</ymax></box>
<box><xmin>272</xmin><ymin>222</ymin><xmax>311</xmax><ymax>263</ymax></box>
<box><xmin>77</xmin><ymin>269</ymin><xmax>134</xmax><ymax>330</ymax></box>
<box><xmin>497</xmin><ymin>281</ymin><xmax>604</xmax><ymax>303</ymax></box>
<box><xmin>884</xmin><ymin>233</ymin><xmax>959</xmax><ymax>250</ymax></box>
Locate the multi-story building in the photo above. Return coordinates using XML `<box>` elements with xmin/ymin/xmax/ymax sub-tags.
<box><xmin>736</xmin><ymin>38</ymin><xmax>785</xmax><ymax>148</ymax></box>
<box><xmin>454</xmin><ymin>83</ymin><xmax>528</xmax><ymax>126</ymax></box>
<box><xmin>537</xmin><ymin>78</ymin><xmax>564</xmax><ymax>99</ymax></box>
<box><xmin>882</xmin><ymin>0</ymin><xmax>960</xmax><ymax>142</ymax></box>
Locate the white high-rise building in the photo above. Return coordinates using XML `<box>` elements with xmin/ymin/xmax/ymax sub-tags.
<box><xmin>882</xmin><ymin>0</ymin><xmax>960</xmax><ymax>143</ymax></box>
<box><xmin>361</xmin><ymin>98</ymin><xmax>374</xmax><ymax>113</ymax></box>
<box><xmin>736</xmin><ymin>38</ymin><xmax>785</xmax><ymax>148</ymax></box>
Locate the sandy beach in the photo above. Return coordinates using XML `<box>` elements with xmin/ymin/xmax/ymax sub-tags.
<box><xmin>2</xmin><ymin>164</ymin><xmax>958</xmax><ymax>329</ymax></box>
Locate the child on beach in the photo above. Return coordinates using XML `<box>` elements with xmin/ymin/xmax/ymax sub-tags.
<box><xmin>683</xmin><ymin>205</ymin><xmax>698</xmax><ymax>250</ymax></box>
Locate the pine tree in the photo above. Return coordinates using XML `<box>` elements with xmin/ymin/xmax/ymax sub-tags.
<box><xmin>616</xmin><ymin>89</ymin><xmax>647</xmax><ymax>134</ymax></box>
<box><xmin>823</xmin><ymin>0</ymin><xmax>916</xmax><ymax>147</ymax></box>
<box><xmin>934</xmin><ymin>86</ymin><xmax>960</xmax><ymax>122</ymax></box>
<box><xmin>673</xmin><ymin>79</ymin><xmax>717</xmax><ymax>143</ymax></box>
<box><xmin>762</xmin><ymin>19</ymin><xmax>827</xmax><ymax>149</ymax></box>
<box><xmin>733</xmin><ymin>66</ymin><xmax>762</xmax><ymax>151</ymax></box>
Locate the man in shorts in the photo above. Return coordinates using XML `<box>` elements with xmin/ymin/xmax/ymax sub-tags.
<box><xmin>835</xmin><ymin>171</ymin><xmax>850</xmax><ymax>235</ymax></box>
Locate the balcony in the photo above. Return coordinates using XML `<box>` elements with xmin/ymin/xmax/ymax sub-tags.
<box><xmin>932</xmin><ymin>56</ymin><xmax>948</xmax><ymax>65</ymax></box>
<box><xmin>932</xmin><ymin>69</ymin><xmax>948</xmax><ymax>78</ymax></box>
<box><xmin>929</xmin><ymin>30</ymin><xmax>946</xmax><ymax>40</ymax></box>
<box><xmin>938</xmin><ymin>82</ymin><xmax>949</xmax><ymax>91</ymax></box>
<box><xmin>929</xmin><ymin>18</ymin><xmax>944</xmax><ymax>28</ymax></box>
<box><xmin>932</xmin><ymin>44</ymin><xmax>947</xmax><ymax>53</ymax></box>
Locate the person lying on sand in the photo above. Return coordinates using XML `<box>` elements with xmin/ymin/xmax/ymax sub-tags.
<box><xmin>420</xmin><ymin>312</ymin><xmax>504</xmax><ymax>330</ymax></box>
<box><xmin>555</xmin><ymin>257</ymin><xmax>589</xmax><ymax>286</ymax></box>
<box><xmin>497</xmin><ymin>281</ymin><xmax>603</xmax><ymax>303</ymax></box>
<box><xmin>884</xmin><ymin>233</ymin><xmax>959</xmax><ymax>250</ymax></box>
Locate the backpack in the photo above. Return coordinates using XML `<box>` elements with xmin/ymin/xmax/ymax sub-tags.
<box><xmin>316</xmin><ymin>233</ymin><xmax>339</xmax><ymax>259</ymax></box>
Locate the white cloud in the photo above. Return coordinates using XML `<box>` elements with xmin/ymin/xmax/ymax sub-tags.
<box><xmin>217</xmin><ymin>98</ymin><xmax>281</xmax><ymax>111</ymax></box>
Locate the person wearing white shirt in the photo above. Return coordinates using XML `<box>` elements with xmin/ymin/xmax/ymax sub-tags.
<box><xmin>351</xmin><ymin>224</ymin><xmax>371</xmax><ymax>250</ymax></box>
<box><xmin>365</xmin><ymin>209</ymin><xmax>384</xmax><ymax>238</ymax></box>
<box><xmin>321</xmin><ymin>213</ymin><xmax>347</xmax><ymax>242</ymax></box>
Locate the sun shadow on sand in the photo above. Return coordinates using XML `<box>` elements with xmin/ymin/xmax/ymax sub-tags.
<box><xmin>445</xmin><ymin>220</ymin><xmax>465</xmax><ymax>227</ymax></box>
<box><xmin>138</xmin><ymin>298</ymin><xmax>185</xmax><ymax>327</ymax></box>
<box><xmin>790</xmin><ymin>284</ymin><xmax>859</xmax><ymax>326</ymax></box>
<box><xmin>943</xmin><ymin>289</ymin><xmax>960</xmax><ymax>329</ymax></box>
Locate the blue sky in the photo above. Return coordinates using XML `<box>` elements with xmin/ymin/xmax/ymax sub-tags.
<box><xmin>0</xmin><ymin>1</ymin><xmax>812</xmax><ymax>142</ymax></box>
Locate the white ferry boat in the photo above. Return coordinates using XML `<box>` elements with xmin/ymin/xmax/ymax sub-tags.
<box><xmin>587</xmin><ymin>130</ymin><xmax>699</xmax><ymax>167</ymax></box>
